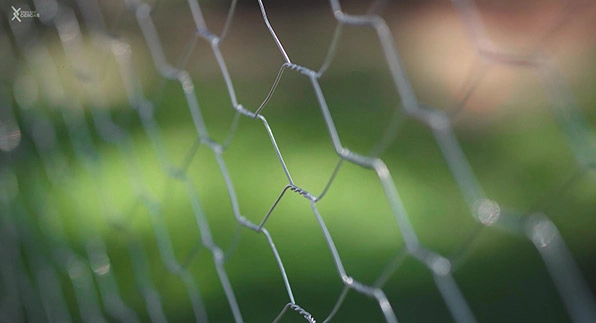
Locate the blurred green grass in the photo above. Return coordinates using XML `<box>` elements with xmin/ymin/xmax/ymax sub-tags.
<box><xmin>14</xmin><ymin>62</ymin><xmax>596</xmax><ymax>322</ymax></box>
<box><xmin>3</xmin><ymin>1</ymin><xmax>596</xmax><ymax>321</ymax></box>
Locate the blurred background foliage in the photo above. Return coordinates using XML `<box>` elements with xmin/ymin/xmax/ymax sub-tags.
<box><xmin>2</xmin><ymin>0</ymin><xmax>596</xmax><ymax>322</ymax></box>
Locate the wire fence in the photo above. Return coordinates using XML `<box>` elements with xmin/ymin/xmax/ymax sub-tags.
<box><xmin>1</xmin><ymin>0</ymin><xmax>595</xmax><ymax>322</ymax></box>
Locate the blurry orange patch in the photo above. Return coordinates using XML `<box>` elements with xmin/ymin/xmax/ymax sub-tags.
<box><xmin>391</xmin><ymin>1</ymin><xmax>596</xmax><ymax>116</ymax></box>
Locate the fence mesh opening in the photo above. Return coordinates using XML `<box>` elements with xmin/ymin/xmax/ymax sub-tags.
<box><xmin>1</xmin><ymin>0</ymin><xmax>596</xmax><ymax>322</ymax></box>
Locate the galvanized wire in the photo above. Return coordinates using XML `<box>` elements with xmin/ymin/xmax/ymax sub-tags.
<box><xmin>1</xmin><ymin>0</ymin><xmax>595</xmax><ymax>322</ymax></box>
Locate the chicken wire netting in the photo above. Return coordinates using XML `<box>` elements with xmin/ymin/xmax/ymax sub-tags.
<box><xmin>1</xmin><ymin>0</ymin><xmax>596</xmax><ymax>322</ymax></box>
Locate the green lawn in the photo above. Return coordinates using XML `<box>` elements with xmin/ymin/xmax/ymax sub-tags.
<box><xmin>13</xmin><ymin>64</ymin><xmax>596</xmax><ymax>322</ymax></box>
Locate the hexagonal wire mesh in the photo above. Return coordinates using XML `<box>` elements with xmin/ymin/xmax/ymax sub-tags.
<box><xmin>1</xmin><ymin>0</ymin><xmax>596</xmax><ymax>322</ymax></box>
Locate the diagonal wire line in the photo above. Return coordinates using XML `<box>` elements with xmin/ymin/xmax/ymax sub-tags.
<box><xmin>1</xmin><ymin>0</ymin><xmax>595</xmax><ymax>322</ymax></box>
